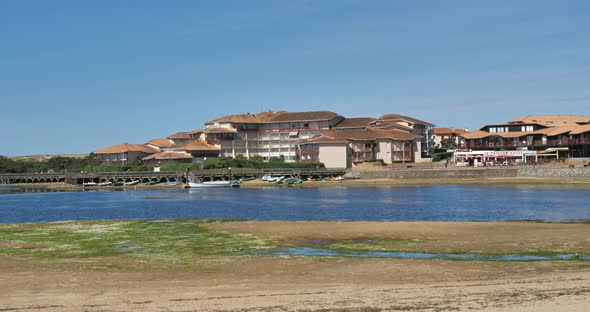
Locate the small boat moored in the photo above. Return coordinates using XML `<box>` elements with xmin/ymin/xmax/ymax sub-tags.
<box><xmin>187</xmin><ymin>180</ymin><xmax>234</xmax><ymax>188</ymax></box>
<box><xmin>124</xmin><ymin>180</ymin><xmax>141</xmax><ymax>186</ymax></box>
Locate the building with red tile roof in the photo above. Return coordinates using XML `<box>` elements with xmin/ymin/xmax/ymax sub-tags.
<box><xmin>460</xmin><ymin>115</ymin><xmax>590</xmax><ymax>158</ymax></box>
<box><xmin>433</xmin><ymin>128</ymin><xmax>469</xmax><ymax>149</ymax></box>
<box><xmin>371</xmin><ymin>114</ymin><xmax>435</xmax><ymax>156</ymax></box>
<box><xmin>94</xmin><ymin>143</ymin><xmax>158</xmax><ymax>165</ymax></box>
<box><xmin>297</xmin><ymin>129</ymin><xmax>423</xmax><ymax>168</ymax></box>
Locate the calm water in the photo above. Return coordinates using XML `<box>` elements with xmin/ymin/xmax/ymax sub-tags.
<box><xmin>261</xmin><ymin>247</ymin><xmax>590</xmax><ymax>261</ymax></box>
<box><xmin>0</xmin><ymin>185</ymin><xmax>589</xmax><ymax>223</ymax></box>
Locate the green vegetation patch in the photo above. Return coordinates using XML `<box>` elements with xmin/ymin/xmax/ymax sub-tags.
<box><xmin>0</xmin><ymin>220</ymin><xmax>273</xmax><ymax>264</ymax></box>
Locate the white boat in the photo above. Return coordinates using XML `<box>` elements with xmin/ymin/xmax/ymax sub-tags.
<box><xmin>82</xmin><ymin>182</ymin><xmax>97</xmax><ymax>187</ymax></box>
<box><xmin>98</xmin><ymin>181</ymin><xmax>112</xmax><ymax>186</ymax></box>
<box><xmin>188</xmin><ymin>181</ymin><xmax>232</xmax><ymax>188</ymax></box>
<box><xmin>266</xmin><ymin>176</ymin><xmax>284</xmax><ymax>182</ymax></box>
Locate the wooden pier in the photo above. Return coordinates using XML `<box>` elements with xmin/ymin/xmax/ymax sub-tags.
<box><xmin>0</xmin><ymin>168</ymin><xmax>348</xmax><ymax>185</ymax></box>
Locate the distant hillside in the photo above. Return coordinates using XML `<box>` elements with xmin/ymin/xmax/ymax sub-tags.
<box><xmin>7</xmin><ymin>154</ymin><xmax>88</xmax><ymax>162</ymax></box>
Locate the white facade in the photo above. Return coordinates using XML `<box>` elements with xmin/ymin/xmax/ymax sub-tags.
<box><xmin>318</xmin><ymin>145</ymin><xmax>349</xmax><ymax>168</ymax></box>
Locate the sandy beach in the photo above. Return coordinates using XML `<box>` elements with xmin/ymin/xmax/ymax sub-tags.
<box><xmin>1</xmin><ymin>221</ymin><xmax>590</xmax><ymax>311</ymax></box>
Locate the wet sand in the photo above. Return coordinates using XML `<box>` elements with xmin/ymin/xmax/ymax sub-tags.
<box><xmin>2</xmin><ymin>221</ymin><xmax>590</xmax><ymax>311</ymax></box>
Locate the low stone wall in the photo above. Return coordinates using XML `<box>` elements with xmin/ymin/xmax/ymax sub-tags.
<box><xmin>347</xmin><ymin>167</ymin><xmax>590</xmax><ymax>180</ymax></box>
<box><xmin>517</xmin><ymin>167</ymin><xmax>590</xmax><ymax>177</ymax></box>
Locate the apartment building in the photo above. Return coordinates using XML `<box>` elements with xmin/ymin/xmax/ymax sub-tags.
<box><xmin>297</xmin><ymin>129</ymin><xmax>423</xmax><ymax>168</ymax></box>
<box><xmin>94</xmin><ymin>143</ymin><xmax>158</xmax><ymax>165</ymax></box>
<box><xmin>203</xmin><ymin>111</ymin><xmax>344</xmax><ymax>162</ymax></box>
<box><xmin>461</xmin><ymin>115</ymin><xmax>590</xmax><ymax>158</ymax></box>
<box><xmin>370</xmin><ymin>114</ymin><xmax>435</xmax><ymax>156</ymax></box>
<box><xmin>433</xmin><ymin>128</ymin><xmax>468</xmax><ymax>149</ymax></box>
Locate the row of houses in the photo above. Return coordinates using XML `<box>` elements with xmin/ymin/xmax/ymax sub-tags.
<box><xmin>460</xmin><ymin>115</ymin><xmax>590</xmax><ymax>159</ymax></box>
<box><xmin>94</xmin><ymin>110</ymin><xmax>435</xmax><ymax>168</ymax></box>
<box><xmin>93</xmin><ymin>112</ymin><xmax>590</xmax><ymax>168</ymax></box>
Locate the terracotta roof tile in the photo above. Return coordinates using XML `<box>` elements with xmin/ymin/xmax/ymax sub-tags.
<box><xmin>166</xmin><ymin>132</ymin><xmax>191</xmax><ymax>140</ymax></box>
<box><xmin>369</xmin><ymin>121</ymin><xmax>414</xmax><ymax>131</ymax></box>
<box><xmin>433</xmin><ymin>128</ymin><xmax>468</xmax><ymax>135</ymax></box>
<box><xmin>95</xmin><ymin>143</ymin><xmax>158</xmax><ymax>154</ymax></box>
<box><xmin>460</xmin><ymin>130</ymin><xmax>492</xmax><ymax>140</ymax></box>
<box><xmin>270</xmin><ymin>111</ymin><xmax>342</xmax><ymax>122</ymax></box>
<box><xmin>377</xmin><ymin>114</ymin><xmax>434</xmax><ymax>126</ymax></box>
<box><xmin>508</xmin><ymin>115</ymin><xmax>590</xmax><ymax>126</ymax></box>
<box><xmin>205</xmin><ymin>111</ymin><xmax>286</xmax><ymax>124</ymax></box>
<box><xmin>145</xmin><ymin>139</ymin><xmax>174</xmax><ymax>148</ymax></box>
<box><xmin>569</xmin><ymin>125</ymin><xmax>590</xmax><ymax>135</ymax></box>
<box><xmin>333</xmin><ymin>117</ymin><xmax>375</xmax><ymax>129</ymax></box>
<box><xmin>303</xmin><ymin>129</ymin><xmax>421</xmax><ymax>143</ymax></box>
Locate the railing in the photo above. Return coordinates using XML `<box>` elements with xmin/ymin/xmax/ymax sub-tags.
<box><xmin>351</xmin><ymin>148</ymin><xmax>373</xmax><ymax>153</ymax></box>
<box><xmin>0</xmin><ymin>168</ymin><xmax>350</xmax><ymax>184</ymax></box>
<box><xmin>298</xmin><ymin>148</ymin><xmax>318</xmax><ymax>154</ymax></box>
<box><xmin>572</xmin><ymin>138</ymin><xmax>590</xmax><ymax>144</ymax></box>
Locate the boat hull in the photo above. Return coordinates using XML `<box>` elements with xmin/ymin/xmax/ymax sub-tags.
<box><xmin>188</xmin><ymin>181</ymin><xmax>232</xmax><ymax>188</ymax></box>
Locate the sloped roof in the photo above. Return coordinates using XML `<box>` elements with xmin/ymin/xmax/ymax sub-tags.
<box><xmin>333</xmin><ymin>117</ymin><xmax>375</xmax><ymax>129</ymax></box>
<box><xmin>189</xmin><ymin>129</ymin><xmax>203</xmax><ymax>135</ymax></box>
<box><xmin>95</xmin><ymin>143</ymin><xmax>158</xmax><ymax>155</ymax></box>
<box><xmin>377</xmin><ymin>113</ymin><xmax>434</xmax><ymax>126</ymax></box>
<box><xmin>530</xmin><ymin>125</ymin><xmax>590</xmax><ymax>136</ymax></box>
<box><xmin>166</xmin><ymin>132</ymin><xmax>191</xmax><ymax>140</ymax></box>
<box><xmin>270</xmin><ymin>111</ymin><xmax>342</xmax><ymax>122</ymax></box>
<box><xmin>145</xmin><ymin>139</ymin><xmax>173</xmax><ymax>148</ymax></box>
<box><xmin>508</xmin><ymin>115</ymin><xmax>590</xmax><ymax>126</ymax></box>
<box><xmin>433</xmin><ymin>128</ymin><xmax>468</xmax><ymax>135</ymax></box>
<box><xmin>303</xmin><ymin>129</ymin><xmax>421</xmax><ymax>144</ymax></box>
<box><xmin>370</xmin><ymin>121</ymin><xmax>414</xmax><ymax>131</ymax></box>
<box><xmin>205</xmin><ymin>111</ymin><xmax>285</xmax><ymax>124</ymax></box>
<box><xmin>206</xmin><ymin>110</ymin><xmax>343</xmax><ymax>124</ymax></box>
<box><xmin>142</xmin><ymin>152</ymin><xmax>193</xmax><ymax>161</ymax></box>
<box><xmin>460</xmin><ymin>130</ymin><xmax>493</xmax><ymax>140</ymax></box>
<box><xmin>461</xmin><ymin>131</ymin><xmax>529</xmax><ymax>139</ymax></box>
<box><xmin>569</xmin><ymin>125</ymin><xmax>590</xmax><ymax>135</ymax></box>
<box><xmin>170</xmin><ymin>141</ymin><xmax>220</xmax><ymax>152</ymax></box>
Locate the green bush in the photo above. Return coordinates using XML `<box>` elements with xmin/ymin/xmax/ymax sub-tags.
<box><xmin>160</xmin><ymin>163</ymin><xmax>203</xmax><ymax>171</ymax></box>
<box><xmin>431</xmin><ymin>152</ymin><xmax>452</xmax><ymax>162</ymax></box>
<box><xmin>201</xmin><ymin>157</ymin><xmax>323</xmax><ymax>170</ymax></box>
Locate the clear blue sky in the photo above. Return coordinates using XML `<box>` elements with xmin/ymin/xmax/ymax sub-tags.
<box><xmin>1</xmin><ymin>0</ymin><xmax>589</xmax><ymax>155</ymax></box>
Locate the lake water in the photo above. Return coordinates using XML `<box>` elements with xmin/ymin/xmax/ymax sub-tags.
<box><xmin>0</xmin><ymin>185</ymin><xmax>589</xmax><ymax>223</ymax></box>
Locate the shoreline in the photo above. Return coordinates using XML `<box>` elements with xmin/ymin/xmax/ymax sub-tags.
<box><xmin>2</xmin><ymin>220</ymin><xmax>590</xmax><ymax>311</ymax></box>
<box><xmin>4</xmin><ymin>175</ymin><xmax>590</xmax><ymax>190</ymax></box>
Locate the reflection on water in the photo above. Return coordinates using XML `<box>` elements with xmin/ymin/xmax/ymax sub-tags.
<box><xmin>0</xmin><ymin>185</ymin><xmax>589</xmax><ymax>223</ymax></box>
<box><xmin>262</xmin><ymin>247</ymin><xmax>590</xmax><ymax>261</ymax></box>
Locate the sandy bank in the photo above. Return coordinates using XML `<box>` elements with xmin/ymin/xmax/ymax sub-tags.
<box><xmin>1</xmin><ymin>220</ymin><xmax>590</xmax><ymax>311</ymax></box>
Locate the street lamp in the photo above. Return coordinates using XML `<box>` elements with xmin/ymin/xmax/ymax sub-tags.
<box><xmin>228</xmin><ymin>167</ymin><xmax>232</xmax><ymax>181</ymax></box>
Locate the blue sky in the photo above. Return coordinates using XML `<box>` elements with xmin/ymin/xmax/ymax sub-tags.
<box><xmin>1</xmin><ymin>0</ymin><xmax>589</xmax><ymax>155</ymax></box>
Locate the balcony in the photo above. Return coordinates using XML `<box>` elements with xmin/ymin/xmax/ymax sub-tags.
<box><xmin>572</xmin><ymin>138</ymin><xmax>590</xmax><ymax>145</ymax></box>
<box><xmin>352</xmin><ymin>148</ymin><xmax>373</xmax><ymax>153</ymax></box>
